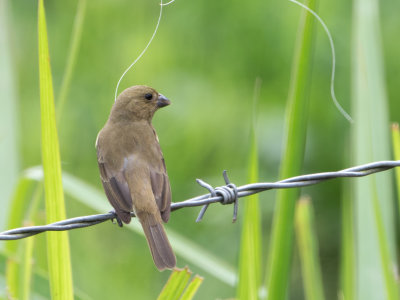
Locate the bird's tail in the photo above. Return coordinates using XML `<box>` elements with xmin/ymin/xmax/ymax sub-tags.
<box><xmin>137</xmin><ymin>212</ymin><xmax>176</xmax><ymax>271</ymax></box>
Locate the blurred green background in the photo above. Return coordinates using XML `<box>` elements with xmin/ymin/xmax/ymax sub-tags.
<box><xmin>1</xmin><ymin>0</ymin><xmax>400</xmax><ymax>299</ymax></box>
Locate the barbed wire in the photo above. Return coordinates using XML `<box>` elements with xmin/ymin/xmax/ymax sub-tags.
<box><xmin>1</xmin><ymin>160</ymin><xmax>399</xmax><ymax>241</ymax></box>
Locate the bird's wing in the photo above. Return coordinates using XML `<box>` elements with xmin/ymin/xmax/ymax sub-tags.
<box><xmin>149</xmin><ymin>157</ymin><xmax>172</xmax><ymax>223</ymax></box>
<box><xmin>97</xmin><ymin>147</ymin><xmax>133</xmax><ymax>224</ymax></box>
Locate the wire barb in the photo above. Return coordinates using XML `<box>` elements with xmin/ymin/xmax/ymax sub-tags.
<box><xmin>195</xmin><ymin>179</ymin><xmax>215</xmax><ymax>222</ymax></box>
<box><xmin>0</xmin><ymin>160</ymin><xmax>399</xmax><ymax>241</ymax></box>
<box><xmin>195</xmin><ymin>171</ymin><xmax>239</xmax><ymax>222</ymax></box>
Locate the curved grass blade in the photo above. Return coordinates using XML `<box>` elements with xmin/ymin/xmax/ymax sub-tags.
<box><xmin>38</xmin><ymin>0</ymin><xmax>73</xmax><ymax>298</ymax></box>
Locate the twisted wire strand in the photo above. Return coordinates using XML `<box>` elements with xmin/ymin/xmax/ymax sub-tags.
<box><xmin>1</xmin><ymin>160</ymin><xmax>399</xmax><ymax>240</ymax></box>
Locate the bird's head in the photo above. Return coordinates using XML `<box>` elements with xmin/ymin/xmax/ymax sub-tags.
<box><xmin>110</xmin><ymin>85</ymin><xmax>171</xmax><ymax>122</ymax></box>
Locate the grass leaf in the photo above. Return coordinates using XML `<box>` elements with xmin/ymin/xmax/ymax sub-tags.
<box><xmin>371</xmin><ymin>188</ymin><xmax>399</xmax><ymax>299</ymax></box>
<box><xmin>352</xmin><ymin>0</ymin><xmax>397</xmax><ymax>299</ymax></box>
<box><xmin>237</xmin><ymin>78</ymin><xmax>262</xmax><ymax>300</ymax></box>
<box><xmin>295</xmin><ymin>197</ymin><xmax>325</xmax><ymax>300</ymax></box>
<box><xmin>180</xmin><ymin>275</ymin><xmax>204</xmax><ymax>300</ymax></box>
<box><xmin>265</xmin><ymin>0</ymin><xmax>316</xmax><ymax>298</ymax></box>
<box><xmin>21</xmin><ymin>236</ymin><xmax>34</xmax><ymax>300</ymax></box>
<box><xmin>157</xmin><ymin>267</ymin><xmax>191</xmax><ymax>300</ymax></box>
<box><xmin>38</xmin><ymin>0</ymin><xmax>73</xmax><ymax>298</ymax></box>
<box><xmin>339</xmin><ymin>182</ymin><xmax>355</xmax><ymax>300</ymax></box>
<box><xmin>391</xmin><ymin>123</ymin><xmax>400</xmax><ymax>208</ymax></box>
<box><xmin>4</xmin><ymin>177</ymin><xmax>35</xmax><ymax>300</ymax></box>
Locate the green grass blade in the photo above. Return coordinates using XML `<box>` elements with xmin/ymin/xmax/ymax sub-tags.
<box><xmin>20</xmin><ymin>185</ymin><xmax>43</xmax><ymax>300</ymax></box>
<box><xmin>0</xmin><ymin>0</ymin><xmax>20</xmax><ymax>232</ymax></box>
<box><xmin>5</xmin><ymin>258</ymin><xmax>18</xmax><ymax>300</ymax></box>
<box><xmin>24</xmin><ymin>166</ymin><xmax>237</xmax><ymax>286</ymax></box>
<box><xmin>265</xmin><ymin>0</ymin><xmax>316</xmax><ymax>299</ymax></box>
<box><xmin>21</xmin><ymin>236</ymin><xmax>34</xmax><ymax>300</ymax></box>
<box><xmin>392</xmin><ymin>123</ymin><xmax>400</xmax><ymax>207</ymax></box>
<box><xmin>352</xmin><ymin>0</ymin><xmax>397</xmax><ymax>299</ymax></box>
<box><xmin>237</xmin><ymin>79</ymin><xmax>261</xmax><ymax>300</ymax></box>
<box><xmin>56</xmin><ymin>0</ymin><xmax>86</xmax><ymax>120</ymax></box>
<box><xmin>157</xmin><ymin>268</ymin><xmax>191</xmax><ymax>300</ymax></box>
<box><xmin>4</xmin><ymin>176</ymin><xmax>42</xmax><ymax>300</ymax></box>
<box><xmin>371</xmin><ymin>187</ymin><xmax>399</xmax><ymax>299</ymax></box>
<box><xmin>339</xmin><ymin>182</ymin><xmax>355</xmax><ymax>300</ymax></box>
<box><xmin>5</xmin><ymin>178</ymin><xmax>35</xmax><ymax>252</ymax></box>
<box><xmin>295</xmin><ymin>197</ymin><xmax>325</xmax><ymax>300</ymax></box>
<box><xmin>4</xmin><ymin>177</ymin><xmax>35</xmax><ymax>300</ymax></box>
<box><xmin>180</xmin><ymin>275</ymin><xmax>204</xmax><ymax>300</ymax></box>
<box><xmin>38</xmin><ymin>0</ymin><xmax>74</xmax><ymax>298</ymax></box>
<box><xmin>4</xmin><ymin>178</ymin><xmax>43</xmax><ymax>300</ymax></box>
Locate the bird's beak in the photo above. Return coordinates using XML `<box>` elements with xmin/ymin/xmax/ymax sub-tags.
<box><xmin>157</xmin><ymin>94</ymin><xmax>171</xmax><ymax>108</ymax></box>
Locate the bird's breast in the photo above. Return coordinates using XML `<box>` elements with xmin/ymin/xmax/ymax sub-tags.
<box><xmin>100</xmin><ymin>121</ymin><xmax>163</xmax><ymax>171</ymax></box>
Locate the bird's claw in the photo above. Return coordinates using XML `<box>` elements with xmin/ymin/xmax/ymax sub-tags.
<box><xmin>109</xmin><ymin>211</ymin><xmax>123</xmax><ymax>227</ymax></box>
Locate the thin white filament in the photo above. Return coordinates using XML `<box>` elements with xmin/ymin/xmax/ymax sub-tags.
<box><xmin>289</xmin><ymin>0</ymin><xmax>354</xmax><ymax>123</ymax></box>
<box><xmin>114</xmin><ymin>0</ymin><xmax>165</xmax><ymax>102</ymax></box>
<box><xmin>161</xmin><ymin>0</ymin><xmax>176</xmax><ymax>6</ymax></box>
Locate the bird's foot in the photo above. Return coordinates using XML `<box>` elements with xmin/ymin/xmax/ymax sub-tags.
<box><xmin>109</xmin><ymin>211</ymin><xmax>123</xmax><ymax>227</ymax></box>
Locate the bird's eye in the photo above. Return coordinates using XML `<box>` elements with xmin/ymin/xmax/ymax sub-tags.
<box><xmin>144</xmin><ymin>93</ymin><xmax>153</xmax><ymax>100</ymax></box>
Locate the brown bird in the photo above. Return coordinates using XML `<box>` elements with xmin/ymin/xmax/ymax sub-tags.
<box><xmin>96</xmin><ymin>85</ymin><xmax>176</xmax><ymax>271</ymax></box>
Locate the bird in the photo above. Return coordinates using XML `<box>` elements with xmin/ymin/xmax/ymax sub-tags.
<box><xmin>95</xmin><ymin>85</ymin><xmax>176</xmax><ymax>271</ymax></box>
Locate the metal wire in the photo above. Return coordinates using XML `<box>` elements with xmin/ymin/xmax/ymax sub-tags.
<box><xmin>1</xmin><ymin>160</ymin><xmax>399</xmax><ymax>241</ymax></box>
